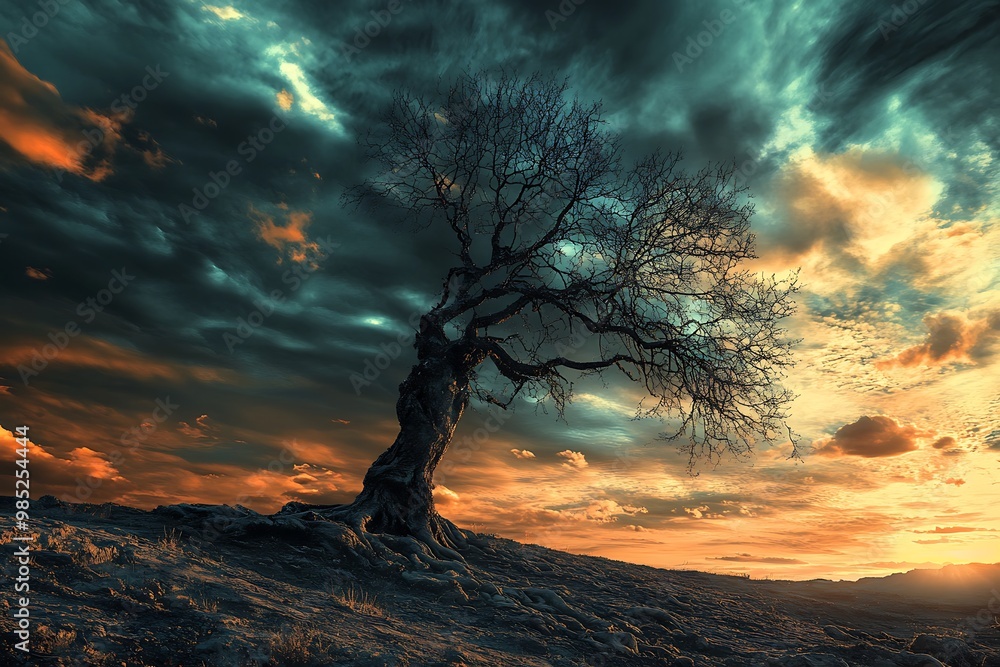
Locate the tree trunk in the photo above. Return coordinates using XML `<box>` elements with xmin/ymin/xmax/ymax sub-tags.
<box><xmin>346</xmin><ymin>321</ymin><xmax>478</xmax><ymax>544</ymax></box>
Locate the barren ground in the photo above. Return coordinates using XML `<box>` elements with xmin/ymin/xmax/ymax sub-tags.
<box><xmin>2</xmin><ymin>497</ymin><xmax>997</xmax><ymax>667</ymax></box>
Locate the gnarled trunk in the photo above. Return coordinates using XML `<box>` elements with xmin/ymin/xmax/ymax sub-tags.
<box><xmin>345</xmin><ymin>321</ymin><xmax>479</xmax><ymax>545</ymax></box>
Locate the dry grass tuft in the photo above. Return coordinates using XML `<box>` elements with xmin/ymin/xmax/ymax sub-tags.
<box><xmin>35</xmin><ymin>626</ymin><xmax>78</xmax><ymax>653</ymax></box>
<box><xmin>42</xmin><ymin>524</ymin><xmax>75</xmax><ymax>551</ymax></box>
<box><xmin>193</xmin><ymin>583</ymin><xmax>219</xmax><ymax>613</ymax></box>
<box><xmin>267</xmin><ymin>624</ymin><xmax>330</xmax><ymax>667</ymax></box>
<box><xmin>74</xmin><ymin>538</ymin><xmax>119</xmax><ymax>566</ymax></box>
<box><xmin>333</xmin><ymin>584</ymin><xmax>384</xmax><ymax>616</ymax></box>
<box><xmin>158</xmin><ymin>526</ymin><xmax>182</xmax><ymax>551</ymax></box>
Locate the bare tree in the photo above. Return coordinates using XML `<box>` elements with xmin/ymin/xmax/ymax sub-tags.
<box><xmin>327</xmin><ymin>70</ymin><xmax>798</xmax><ymax>557</ymax></box>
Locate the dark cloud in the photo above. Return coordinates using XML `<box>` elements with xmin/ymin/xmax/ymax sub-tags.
<box><xmin>814</xmin><ymin>415</ymin><xmax>926</xmax><ymax>458</ymax></box>
<box><xmin>709</xmin><ymin>553</ymin><xmax>808</xmax><ymax>565</ymax></box>
<box><xmin>878</xmin><ymin>310</ymin><xmax>1000</xmax><ymax>368</ymax></box>
<box><xmin>932</xmin><ymin>436</ymin><xmax>957</xmax><ymax>450</ymax></box>
<box><xmin>813</xmin><ymin>0</ymin><xmax>1000</xmax><ymax>152</ymax></box>
<box><xmin>688</xmin><ymin>99</ymin><xmax>774</xmax><ymax>165</ymax></box>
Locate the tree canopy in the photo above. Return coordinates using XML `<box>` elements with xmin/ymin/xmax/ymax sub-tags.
<box><xmin>347</xmin><ymin>70</ymin><xmax>799</xmax><ymax>469</ymax></box>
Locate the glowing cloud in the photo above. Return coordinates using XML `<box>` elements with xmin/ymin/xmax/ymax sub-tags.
<box><xmin>202</xmin><ymin>5</ymin><xmax>246</xmax><ymax>21</ymax></box>
<box><xmin>557</xmin><ymin>449</ymin><xmax>588</xmax><ymax>470</ymax></box>
<box><xmin>555</xmin><ymin>499</ymin><xmax>647</xmax><ymax>523</ymax></box>
<box><xmin>276</xmin><ymin>88</ymin><xmax>294</xmax><ymax>111</ymax></box>
<box><xmin>1</xmin><ymin>427</ymin><xmax>125</xmax><ymax>498</ymax></box>
<box><xmin>761</xmin><ymin>149</ymin><xmax>940</xmax><ymax>266</ymax></box>
<box><xmin>433</xmin><ymin>485</ymin><xmax>460</xmax><ymax>503</ymax></box>
<box><xmin>877</xmin><ymin>310</ymin><xmax>1000</xmax><ymax>368</ymax></box>
<box><xmin>814</xmin><ymin>415</ymin><xmax>927</xmax><ymax>458</ymax></box>
<box><xmin>0</xmin><ymin>42</ymin><xmax>124</xmax><ymax>179</ymax></box>
<box><xmin>251</xmin><ymin>205</ymin><xmax>320</xmax><ymax>265</ymax></box>
<box><xmin>278</xmin><ymin>61</ymin><xmax>337</xmax><ymax>127</ymax></box>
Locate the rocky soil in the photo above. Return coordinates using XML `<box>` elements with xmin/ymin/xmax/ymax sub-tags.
<box><xmin>2</xmin><ymin>496</ymin><xmax>997</xmax><ymax>666</ymax></box>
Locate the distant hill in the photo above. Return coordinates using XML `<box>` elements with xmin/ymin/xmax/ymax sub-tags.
<box><xmin>850</xmin><ymin>562</ymin><xmax>1000</xmax><ymax>606</ymax></box>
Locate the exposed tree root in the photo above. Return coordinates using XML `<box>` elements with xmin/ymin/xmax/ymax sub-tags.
<box><xmin>266</xmin><ymin>503</ymin><xmax>653</xmax><ymax>659</ymax></box>
<box><xmin>315</xmin><ymin>501</ymin><xmax>467</xmax><ymax>562</ymax></box>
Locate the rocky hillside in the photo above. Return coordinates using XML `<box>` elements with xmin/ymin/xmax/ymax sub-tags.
<box><xmin>2</xmin><ymin>497</ymin><xmax>997</xmax><ymax>666</ymax></box>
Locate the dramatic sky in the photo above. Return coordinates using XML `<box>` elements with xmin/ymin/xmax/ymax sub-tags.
<box><xmin>2</xmin><ymin>0</ymin><xmax>998</xmax><ymax>581</ymax></box>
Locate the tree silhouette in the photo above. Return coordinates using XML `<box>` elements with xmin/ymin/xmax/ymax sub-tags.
<box><xmin>326</xmin><ymin>70</ymin><xmax>798</xmax><ymax>557</ymax></box>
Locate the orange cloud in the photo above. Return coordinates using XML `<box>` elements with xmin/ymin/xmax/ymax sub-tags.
<box><xmin>1</xmin><ymin>336</ymin><xmax>240</xmax><ymax>385</ymax></box>
<box><xmin>709</xmin><ymin>554</ymin><xmax>808</xmax><ymax>565</ymax></box>
<box><xmin>290</xmin><ymin>463</ymin><xmax>343</xmax><ymax>494</ymax></box>
<box><xmin>25</xmin><ymin>266</ymin><xmax>51</xmax><ymax>280</ymax></box>
<box><xmin>814</xmin><ymin>415</ymin><xmax>927</xmax><ymax>458</ymax></box>
<box><xmin>177</xmin><ymin>414</ymin><xmax>217</xmax><ymax>440</ymax></box>
<box><xmin>877</xmin><ymin>310</ymin><xmax>1000</xmax><ymax>368</ymax></box>
<box><xmin>1</xmin><ymin>427</ymin><xmax>125</xmax><ymax>501</ymax></box>
<box><xmin>564</xmin><ymin>499</ymin><xmax>647</xmax><ymax>523</ymax></box>
<box><xmin>433</xmin><ymin>485</ymin><xmax>460</xmax><ymax>504</ymax></box>
<box><xmin>510</xmin><ymin>448</ymin><xmax>535</xmax><ymax>459</ymax></box>
<box><xmin>915</xmin><ymin>526</ymin><xmax>982</xmax><ymax>534</ymax></box>
<box><xmin>684</xmin><ymin>504</ymin><xmax>724</xmax><ymax>519</ymax></box>
<box><xmin>0</xmin><ymin>41</ymin><xmax>124</xmax><ymax>179</ymax></box>
<box><xmin>251</xmin><ymin>205</ymin><xmax>320</xmax><ymax>265</ymax></box>
<box><xmin>498</xmin><ymin>499</ymin><xmax>647</xmax><ymax>526</ymax></box>
<box><xmin>932</xmin><ymin>436</ymin><xmax>957</xmax><ymax>450</ymax></box>
<box><xmin>557</xmin><ymin>449</ymin><xmax>588</xmax><ymax>469</ymax></box>
<box><xmin>276</xmin><ymin>89</ymin><xmax>294</xmax><ymax>111</ymax></box>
